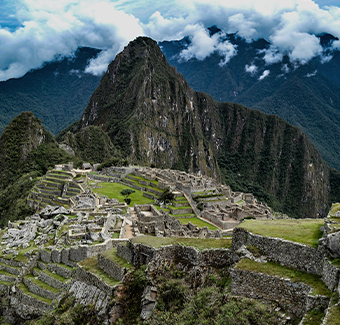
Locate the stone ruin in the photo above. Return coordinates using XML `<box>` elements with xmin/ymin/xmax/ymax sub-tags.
<box><xmin>133</xmin><ymin>204</ymin><xmax>221</xmax><ymax>238</ymax></box>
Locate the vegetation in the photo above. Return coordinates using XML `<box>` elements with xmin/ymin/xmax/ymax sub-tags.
<box><xmin>239</xmin><ymin>219</ymin><xmax>324</xmax><ymax>247</ymax></box>
<box><xmin>91</xmin><ymin>182</ymin><xmax>153</xmax><ymax>206</ymax></box>
<box><xmin>78</xmin><ymin>256</ymin><xmax>120</xmax><ymax>287</ymax></box>
<box><xmin>236</xmin><ymin>259</ymin><xmax>331</xmax><ymax>297</ymax></box>
<box><xmin>146</xmin><ymin>286</ymin><xmax>283</xmax><ymax>325</ymax></box>
<box><xmin>176</xmin><ymin>217</ymin><xmax>218</xmax><ymax>230</ymax></box>
<box><xmin>120</xmin><ymin>188</ymin><xmax>135</xmax><ymax>205</ymax></box>
<box><xmin>131</xmin><ymin>235</ymin><xmax>232</xmax><ymax>250</ymax></box>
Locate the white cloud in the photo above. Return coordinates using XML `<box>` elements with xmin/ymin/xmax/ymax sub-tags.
<box><xmin>281</xmin><ymin>63</ymin><xmax>290</xmax><ymax>73</ymax></box>
<box><xmin>258</xmin><ymin>70</ymin><xmax>270</xmax><ymax>80</ymax></box>
<box><xmin>305</xmin><ymin>70</ymin><xmax>317</xmax><ymax>77</ymax></box>
<box><xmin>245</xmin><ymin>64</ymin><xmax>258</xmax><ymax>75</ymax></box>
<box><xmin>177</xmin><ymin>24</ymin><xmax>237</xmax><ymax>65</ymax></box>
<box><xmin>0</xmin><ymin>0</ymin><xmax>143</xmax><ymax>80</ymax></box>
<box><xmin>1</xmin><ymin>0</ymin><xmax>340</xmax><ymax>80</ymax></box>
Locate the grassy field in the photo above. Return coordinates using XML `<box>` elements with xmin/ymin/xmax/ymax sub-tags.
<box><xmin>91</xmin><ymin>182</ymin><xmax>154</xmax><ymax>206</ymax></box>
<box><xmin>239</xmin><ymin>219</ymin><xmax>324</xmax><ymax>247</ymax></box>
<box><xmin>131</xmin><ymin>235</ymin><xmax>232</xmax><ymax>250</ymax></box>
<box><xmin>177</xmin><ymin>217</ymin><xmax>218</xmax><ymax>230</ymax></box>
<box><xmin>236</xmin><ymin>258</ymin><xmax>331</xmax><ymax>297</ymax></box>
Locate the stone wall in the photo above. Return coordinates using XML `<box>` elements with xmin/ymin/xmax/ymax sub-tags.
<box><xmin>88</xmin><ymin>174</ymin><xmax>119</xmax><ymax>183</ymax></box>
<box><xmin>170</xmin><ymin>208</ymin><xmax>192</xmax><ymax>215</ymax></box>
<box><xmin>202</xmin><ymin>212</ymin><xmax>239</xmax><ymax>230</ymax></box>
<box><xmin>76</xmin><ymin>265</ymin><xmax>117</xmax><ymax>296</ymax></box>
<box><xmin>15</xmin><ymin>286</ymin><xmax>53</xmax><ymax>313</ymax></box>
<box><xmin>230</xmin><ymin>268</ymin><xmax>329</xmax><ymax>317</ymax></box>
<box><xmin>23</xmin><ymin>277</ymin><xmax>58</xmax><ymax>300</ymax></box>
<box><xmin>128</xmin><ymin>242</ymin><xmax>236</xmax><ymax>268</ymax></box>
<box><xmin>322</xmin><ymin>260</ymin><xmax>340</xmax><ymax>291</ymax></box>
<box><xmin>97</xmin><ymin>254</ymin><xmax>127</xmax><ymax>281</ymax></box>
<box><xmin>232</xmin><ymin>228</ymin><xmax>325</xmax><ymax>275</ymax></box>
<box><xmin>117</xmin><ymin>244</ymin><xmax>134</xmax><ymax>264</ymax></box>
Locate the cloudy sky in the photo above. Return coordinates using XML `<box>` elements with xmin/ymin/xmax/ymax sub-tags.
<box><xmin>0</xmin><ymin>0</ymin><xmax>339</xmax><ymax>81</ymax></box>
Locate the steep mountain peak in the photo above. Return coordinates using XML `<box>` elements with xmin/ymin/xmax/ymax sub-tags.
<box><xmin>74</xmin><ymin>36</ymin><xmax>331</xmax><ymax>218</ymax></box>
<box><xmin>0</xmin><ymin>111</ymin><xmax>72</xmax><ymax>190</ymax></box>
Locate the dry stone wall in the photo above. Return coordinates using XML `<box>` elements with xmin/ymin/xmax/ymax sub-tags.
<box><xmin>97</xmin><ymin>254</ymin><xmax>128</xmax><ymax>281</ymax></box>
<box><xmin>232</xmin><ymin>228</ymin><xmax>325</xmax><ymax>275</ymax></box>
<box><xmin>230</xmin><ymin>268</ymin><xmax>329</xmax><ymax>317</ymax></box>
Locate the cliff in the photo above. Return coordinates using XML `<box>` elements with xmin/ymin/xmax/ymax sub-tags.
<box><xmin>66</xmin><ymin>37</ymin><xmax>331</xmax><ymax>218</ymax></box>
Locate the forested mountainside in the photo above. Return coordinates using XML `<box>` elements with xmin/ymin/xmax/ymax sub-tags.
<box><xmin>160</xmin><ymin>30</ymin><xmax>340</xmax><ymax>171</ymax></box>
<box><xmin>0</xmin><ymin>47</ymin><xmax>101</xmax><ymax>136</ymax></box>
<box><xmin>62</xmin><ymin>36</ymin><xmax>335</xmax><ymax>218</ymax></box>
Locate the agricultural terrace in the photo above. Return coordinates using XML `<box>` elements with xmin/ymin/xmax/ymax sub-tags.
<box><xmin>238</xmin><ymin>219</ymin><xmax>324</xmax><ymax>248</ymax></box>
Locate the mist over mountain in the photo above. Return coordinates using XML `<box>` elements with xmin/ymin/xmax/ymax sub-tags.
<box><xmin>0</xmin><ymin>47</ymin><xmax>102</xmax><ymax>136</ymax></box>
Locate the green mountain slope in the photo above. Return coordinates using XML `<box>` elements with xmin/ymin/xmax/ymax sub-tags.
<box><xmin>68</xmin><ymin>36</ymin><xmax>332</xmax><ymax>218</ymax></box>
<box><xmin>0</xmin><ymin>112</ymin><xmax>76</xmax><ymax>225</ymax></box>
<box><xmin>0</xmin><ymin>47</ymin><xmax>101</xmax><ymax>136</ymax></box>
<box><xmin>160</xmin><ymin>32</ymin><xmax>340</xmax><ymax>171</ymax></box>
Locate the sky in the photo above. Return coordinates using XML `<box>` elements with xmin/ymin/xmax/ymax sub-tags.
<box><xmin>0</xmin><ymin>0</ymin><xmax>340</xmax><ymax>81</ymax></box>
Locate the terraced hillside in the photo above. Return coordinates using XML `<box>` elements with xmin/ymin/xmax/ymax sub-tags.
<box><xmin>27</xmin><ymin>170</ymin><xmax>83</xmax><ymax>211</ymax></box>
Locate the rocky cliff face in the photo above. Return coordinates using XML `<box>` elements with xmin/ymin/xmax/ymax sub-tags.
<box><xmin>76</xmin><ymin>37</ymin><xmax>330</xmax><ymax>218</ymax></box>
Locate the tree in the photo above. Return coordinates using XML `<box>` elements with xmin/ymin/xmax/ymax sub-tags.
<box><xmin>120</xmin><ymin>188</ymin><xmax>135</xmax><ymax>205</ymax></box>
<box><xmin>158</xmin><ymin>188</ymin><xmax>175</xmax><ymax>204</ymax></box>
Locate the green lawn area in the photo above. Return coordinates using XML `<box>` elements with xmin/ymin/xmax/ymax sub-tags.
<box><xmin>129</xmin><ymin>174</ymin><xmax>158</xmax><ymax>185</ymax></box>
<box><xmin>177</xmin><ymin>217</ymin><xmax>218</xmax><ymax>230</ymax></box>
<box><xmin>239</xmin><ymin>219</ymin><xmax>324</xmax><ymax>247</ymax></box>
<box><xmin>78</xmin><ymin>256</ymin><xmax>121</xmax><ymax>287</ymax></box>
<box><xmin>131</xmin><ymin>235</ymin><xmax>231</xmax><ymax>250</ymax></box>
<box><xmin>236</xmin><ymin>259</ymin><xmax>331</xmax><ymax>297</ymax></box>
<box><xmin>91</xmin><ymin>182</ymin><xmax>154</xmax><ymax>206</ymax></box>
<box><xmin>100</xmin><ymin>248</ymin><xmax>132</xmax><ymax>269</ymax></box>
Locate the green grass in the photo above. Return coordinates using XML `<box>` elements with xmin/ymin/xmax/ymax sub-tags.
<box><xmin>131</xmin><ymin>235</ymin><xmax>232</xmax><ymax>250</ymax></box>
<box><xmin>91</xmin><ymin>182</ymin><xmax>154</xmax><ymax>206</ymax></box>
<box><xmin>326</xmin><ymin>304</ymin><xmax>340</xmax><ymax>324</ymax></box>
<box><xmin>17</xmin><ymin>282</ymin><xmax>53</xmax><ymax>305</ymax></box>
<box><xmin>329</xmin><ymin>203</ymin><xmax>340</xmax><ymax>217</ymax></box>
<box><xmin>170</xmin><ymin>205</ymin><xmax>192</xmax><ymax>210</ymax></box>
<box><xmin>53</xmin><ymin>263</ymin><xmax>74</xmax><ymax>272</ymax></box>
<box><xmin>129</xmin><ymin>174</ymin><xmax>158</xmax><ymax>185</ymax></box>
<box><xmin>177</xmin><ymin>217</ymin><xmax>218</xmax><ymax>230</ymax></box>
<box><xmin>173</xmin><ymin>213</ymin><xmax>195</xmax><ymax>218</ymax></box>
<box><xmin>78</xmin><ymin>256</ymin><xmax>121</xmax><ymax>287</ymax></box>
<box><xmin>0</xmin><ymin>280</ymin><xmax>13</xmax><ymax>286</ymax></box>
<box><xmin>112</xmin><ymin>232</ymin><xmax>120</xmax><ymax>238</ymax></box>
<box><xmin>302</xmin><ymin>308</ymin><xmax>326</xmax><ymax>325</ymax></box>
<box><xmin>239</xmin><ymin>219</ymin><xmax>324</xmax><ymax>247</ymax></box>
<box><xmin>25</xmin><ymin>274</ymin><xmax>59</xmax><ymax>294</ymax></box>
<box><xmin>40</xmin><ymin>268</ymin><xmax>68</xmax><ymax>283</ymax></box>
<box><xmin>236</xmin><ymin>259</ymin><xmax>331</xmax><ymax>297</ymax></box>
<box><xmin>100</xmin><ymin>248</ymin><xmax>132</xmax><ymax>269</ymax></box>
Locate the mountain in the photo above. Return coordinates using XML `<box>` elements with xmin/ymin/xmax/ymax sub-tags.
<box><xmin>65</xmin><ymin>36</ymin><xmax>333</xmax><ymax>218</ymax></box>
<box><xmin>0</xmin><ymin>47</ymin><xmax>102</xmax><ymax>136</ymax></box>
<box><xmin>159</xmin><ymin>31</ymin><xmax>340</xmax><ymax>171</ymax></box>
<box><xmin>0</xmin><ymin>111</ymin><xmax>76</xmax><ymax>225</ymax></box>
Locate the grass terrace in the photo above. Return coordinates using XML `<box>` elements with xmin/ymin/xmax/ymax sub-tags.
<box><xmin>100</xmin><ymin>248</ymin><xmax>132</xmax><ymax>269</ymax></box>
<box><xmin>177</xmin><ymin>217</ymin><xmax>218</xmax><ymax>230</ymax></box>
<box><xmin>78</xmin><ymin>256</ymin><xmax>121</xmax><ymax>287</ymax></box>
<box><xmin>236</xmin><ymin>259</ymin><xmax>331</xmax><ymax>297</ymax></box>
<box><xmin>91</xmin><ymin>182</ymin><xmax>154</xmax><ymax>206</ymax></box>
<box><xmin>239</xmin><ymin>219</ymin><xmax>324</xmax><ymax>248</ymax></box>
<box><xmin>17</xmin><ymin>282</ymin><xmax>53</xmax><ymax>305</ymax></box>
<box><xmin>130</xmin><ymin>174</ymin><xmax>158</xmax><ymax>185</ymax></box>
<box><xmin>131</xmin><ymin>235</ymin><xmax>232</xmax><ymax>250</ymax></box>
